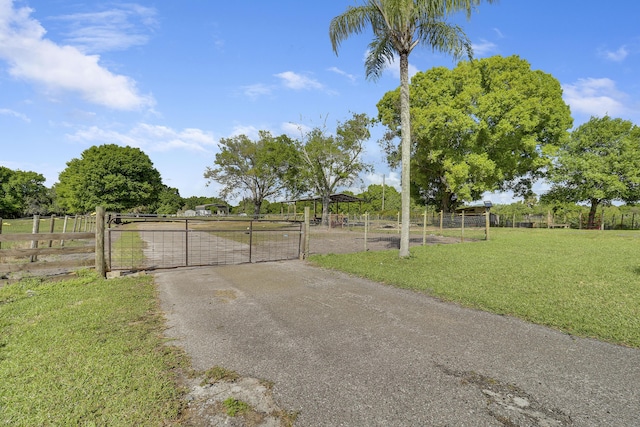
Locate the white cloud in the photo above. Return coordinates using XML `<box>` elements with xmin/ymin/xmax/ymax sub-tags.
<box><xmin>363</xmin><ymin>171</ymin><xmax>401</xmax><ymax>192</ymax></box>
<box><xmin>562</xmin><ymin>77</ymin><xmax>626</xmax><ymax>117</ymax></box>
<box><xmin>229</xmin><ymin>124</ymin><xmax>261</xmax><ymax>139</ymax></box>
<box><xmin>281</xmin><ymin>121</ymin><xmax>310</xmax><ymax>137</ymax></box>
<box><xmin>0</xmin><ymin>107</ymin><xmax>30</xmax><ymax>122</ymax></box>
<box><xmin>275</xmin><ymin>71</ymin><xmax>324</xmax><ymax>90</ymax></box>
<box><xmin>600</xmin><ymin>45</ymin><xmax>629</xmax><ymax>62</ymax></box>
<box><xmin>241</xmin><ymin>83</ymin><xmax>273</xmax><ymax>99</ymax></box>
<box><xmin>66</xmin><ymin>123</ymin><xmax>216</xmax><ymax>152</ymax></box>
<box><xmin>0</xmin><ymin>1</ymin><xmax>154</xmax><ymax>110</ymax></box>
<box><xmin>472</xmin><ymin>39</ymin><xmax>498</xmax><ymax>57</ymax></box>
<box><xmin>492</xmin><ymin>28</ymin><xmax>504</xmax><ymax>39</ymax></box>
<box><xmin>52</xmin><ymin>4</ymin><xmax>158</xmax><ymax>53</ymax></box>
<box><xmin>328</xmin><ymin>66</ymin><xmax>356</xmax><ymax>82</ymax></box>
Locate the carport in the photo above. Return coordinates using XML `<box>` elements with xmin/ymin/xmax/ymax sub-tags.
<box><xmin>284</xmin><ymin>193</ymin><xmax>363</xmax><ymax>222</ymax></box>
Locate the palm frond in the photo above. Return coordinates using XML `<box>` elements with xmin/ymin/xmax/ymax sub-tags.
<box><xmin>416</xmin><ymin>21</ymin><xmax>472</xmax><ymax>60</ymax></box>
<box><xmin>329</xmin><ymin>4</ymin><xmax>378</xmax><ymax>54</ymax></box>
<box><xmin>365</xmin><ymin>36</ymin><xmax>396</xmax><ymax>81</ymax></box>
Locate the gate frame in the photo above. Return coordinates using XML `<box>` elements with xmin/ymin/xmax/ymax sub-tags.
<box><xmin>106</xmin><ymin>214</ymin><xmax>305</xmax><ymax>272</ymax></box>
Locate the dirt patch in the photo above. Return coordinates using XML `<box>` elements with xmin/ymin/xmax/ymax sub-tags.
<box><xmin>178</xmin><ymin>370</ymin><xmax>297</xmax><ymax>427</ymax></box>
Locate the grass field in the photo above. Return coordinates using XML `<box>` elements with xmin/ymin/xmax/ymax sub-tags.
<box><xmin>0</xmin><ymin>271</ymin><xmax>187</xmax><ymax>426</ymax></box>
<box><xmin>309</xmin><ymin>228</ymin><xmax>640</xmax><ymax>348</ymax></box>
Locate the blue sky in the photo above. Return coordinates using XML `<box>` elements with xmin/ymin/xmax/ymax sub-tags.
<box><xmin>2</xmin><ymin>1</ymin><xmax>640</xmax><ymax>205</ymax></box>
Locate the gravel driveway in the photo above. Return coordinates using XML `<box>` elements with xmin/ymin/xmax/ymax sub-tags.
<box><xmin>156</xmin><ymin>260</ymin><xmax>640</xmax><ymax>426</ymax></box>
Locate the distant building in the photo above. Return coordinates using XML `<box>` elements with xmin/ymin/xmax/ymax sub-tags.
<box><xmin>183</xmin><ymin>209</ymin><xmax>196</xmax><ymax>217</ymax></box>
<box><xmin>195</xmin><ymin>204</ymin><xmax>229</xmax><ymax>216</ymax></box>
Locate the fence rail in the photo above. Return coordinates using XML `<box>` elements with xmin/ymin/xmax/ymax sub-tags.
<box><xmin>0</xmin><ymin>211</ymin><xmax>102</xmax><ymax>283</ymax></box>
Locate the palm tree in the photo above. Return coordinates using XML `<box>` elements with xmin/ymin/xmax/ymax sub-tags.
<box><xmin>330</xmin><ymin>0</ymin><xmax>495</xmax><ymax>257</ymax></box>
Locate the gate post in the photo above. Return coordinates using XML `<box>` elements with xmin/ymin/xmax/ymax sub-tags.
<box><xmin>95</xmin><ymin>207</ymin><xmax>106</xmax><ymax>278</ymax></box>
<box><xmin>301</xmin><ymin>207</ymin><xmax>310</xmax><ymax>260</ymax></box>
<box><xmin>249</xmin><ymin>220</ymin><xmax>254</xmax><ymax>263</ymax></box>
<box><xmin>185</xmin><ymin>219</ymin><xmax>189</xmax><ymax>266</ymax></box>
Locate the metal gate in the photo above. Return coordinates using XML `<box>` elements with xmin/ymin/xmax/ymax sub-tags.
<box><xmin>107</xmin><ymin>217</ymin><xmax>302</xmax><ymax>271</ymax></box>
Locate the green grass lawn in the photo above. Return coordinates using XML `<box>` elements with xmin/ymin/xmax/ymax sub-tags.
<box><xmin>309</xmin><ymin>228</ymin><xmax>640</xmax><ymax>348</ymax></box>
<box><xmin>0</xmin><ymin>272</ymin><xmax>187</xmax><ymax>426</ymax></box>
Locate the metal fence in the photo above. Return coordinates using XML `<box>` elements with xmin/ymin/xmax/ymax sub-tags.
<box><xmin>108</xmin><ymin>217</ymin><xmax>302</xmax><ymax>271</ymax></box>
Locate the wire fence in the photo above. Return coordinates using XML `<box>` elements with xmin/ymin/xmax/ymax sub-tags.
<box><xmin>494</xmin><ymin>211</ymin><xmax>640</xmax><ymax>230</ymax></box>
<box><xmin>308</xmin><ymin>212</ymin><xmax>489</xmax><ymax>255</ymax></box>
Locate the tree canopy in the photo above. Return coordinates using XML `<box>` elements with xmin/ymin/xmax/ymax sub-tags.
<box><xmin>204</xmin><ymin>131</ymin><xmax>300</xmax><ymax>217</ymax></box>
<box><xmin>378</xmin><ymin>55</ymin><xmax>573</xmax><ymax>212</ymax></box>
<box><xmin>154</xmin><ymin>185</ymin><xmax>184</xmax><ymax>215</ymax></box>
<box><xmin>297</xmin><ymin>113</ymin><xmax>374</xmax><ymax>226</ymax></box>
<box><xmin>55</xmin><ymin>144</ymin><xmax>163</xmax><ymax>213</ymax></box>
<box><xmin>0</xmin><ymin>167</ymin><xmax>50</xmax><ymax>218</ymax></box>
<box><xmin>330</xmin><ymin>0</ymin><xmax>495</xmax><ymax>256</ymax></box>
<box><xmin>544</xmin><ymin>116</ymin><xmax>640</xmax><ymax>228</ymax></box>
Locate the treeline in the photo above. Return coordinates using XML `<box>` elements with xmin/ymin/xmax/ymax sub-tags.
<box><xmin>4</xmin><ymin>55</ymin><xmax>640</xmax><ymax>228</ymax></box>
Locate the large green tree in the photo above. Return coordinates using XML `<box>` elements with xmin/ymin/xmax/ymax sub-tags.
<box><xmin>378</xmin><ymin>55</ymin><xmax>573</xmax><ymax>212</ymax></box>
<box><xmin>297</xmin><ymin>113</ymin><xmax>374</xmax><ymax>226</ymax></box>
<box><xmin>154</xmin><ymin>185</ymin><xmax>184</xmax><ymax>215</ymax></box>
<box><xmin>0</xmin><ymin>167</ymin><xmax>50</xmax><ymax>217</ymax></box>
<box><xmin>56</xmin><ymin>144</ymin><xmax>163</xmax><ymax>213</ymax></box>
<box><xmin>544</xmin><ymin>116</ymin><xmax>640</xmax><ymax>228</ymax></box>
<box><xmin>204</xmin><ymin>131</ymin><xmax>300</xmax><ymax>217</ymax></box>
<box><xmin>330</xmin><ymin>0</ymin><xmax>495</xmax><ymax>257</ymax></box>
<box><xmin>360</xmin><ymin>183</ymin><xmax>402</xmax><ymax>213</ymax></box>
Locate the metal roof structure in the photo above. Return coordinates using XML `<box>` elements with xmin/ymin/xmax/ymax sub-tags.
<box><xmin>286</xmin><ymin>193</ymin><xmax>363</xmax><ymax>204</ymax></box>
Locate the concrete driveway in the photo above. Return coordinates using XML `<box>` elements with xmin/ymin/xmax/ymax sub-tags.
<box><xmin>156</xmin><ymin>260</ymin><xmax>640</xmax><ymax>426</ymax></box>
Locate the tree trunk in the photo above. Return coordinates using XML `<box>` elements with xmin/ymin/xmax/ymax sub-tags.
<box><xmin>399</xmin><ymin>52</ymin><xmax>411</xmax><ymax>258</ymax></box>
<box><xmin>588</xmin><ymin>199</ymin><xmax>599</xmax><ymax>229</ymax></box>
<box><xmin>441</xmin><ymin>194</ymin><xmax>450</xmax><ymax>214</ymax></box>
<box><xmin>253</xmin><ymin>200</ymin><xmax>262</xmax><ymax>219</ymax></box>
<box><xmin>322</xmin><ymin>195</ymin><xmax>331</xmax><ymax>227</ymax></box>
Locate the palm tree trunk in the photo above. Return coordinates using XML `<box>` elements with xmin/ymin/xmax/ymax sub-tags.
<box><xmin>399</xmin><ymin>52</ymin><xmax>411</xmax><ymax>258</ymax></box>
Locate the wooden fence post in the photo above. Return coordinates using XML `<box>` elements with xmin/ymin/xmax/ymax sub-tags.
<box><xmin>439</xmin><ymin>210</ymin><xmax>443</xmax><ymax>232</ymax></box>
<box><xmin>0</xmin><ymin>217</ymin><xmax>2</xmax><ymax>250</ymax></box>
<box><xmin>95</xmin><ymin>207</ymin><xmax>106</xmax><ymax>278</ymax></box>
<box><xmin>61</xmin><ymin>215</ymin><xmax>69</xmax><ymax>246</ymax></box>
<box><xmin>30</xmin><ymin>215</ymin><xmax>40</xmax><ymax>262</ymax></box>
<box><xmin>364</xmin><ymin>212</ymin><xmax>369</xmax><ymax>252</ymax></box>
<box><xmin>485</xmin><ymin>210</ymin><xmax>490</xmax><ymax>241</ymax></box>
<box><xmin>301</xmin><ymin>207</ymin><xmax>310</xmax><ymax>260</ymax></box>
<box><xmin>48</xmin><ymin>215</ymin><xmax>56</xmax><ymax>248</ymax></box>
<box><xmin>422</xmin><ymin>209</ymin><xmax>427</xmax><ymax>246</ymax></box>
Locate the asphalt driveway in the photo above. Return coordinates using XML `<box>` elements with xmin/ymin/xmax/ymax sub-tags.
<box><xmin>156</xmin><ymin>260</ymin><xmax>639</xmax><ymax>426</ymax></box>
